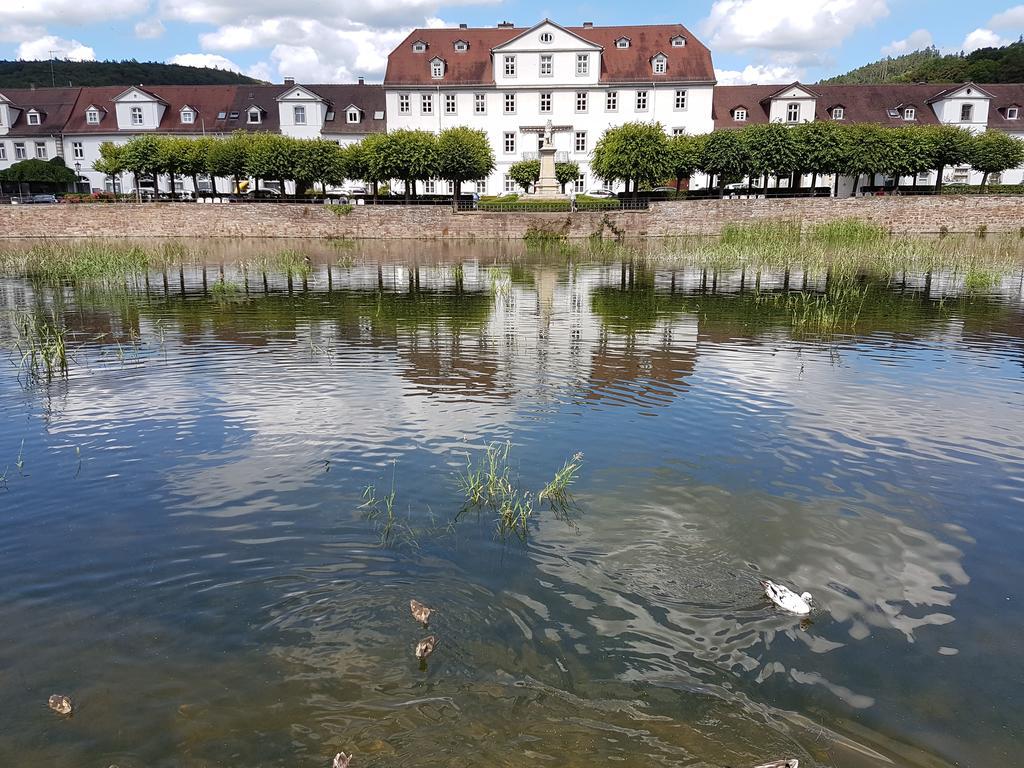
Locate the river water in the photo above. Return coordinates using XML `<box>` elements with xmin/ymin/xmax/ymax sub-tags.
<box><xmin>1</xmin><ymin>240</ymin><xmax>1023</xmax><ymax>767</ymax></box>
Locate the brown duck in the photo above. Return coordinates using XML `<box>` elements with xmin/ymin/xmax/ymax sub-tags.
<box><xmin>48</xmin><ymin>694</ymin><xmax>73</xmax><ymax>716</ymax></box>
<box><xmin>409</xmin><ymin>599</ymin><xmax>433</xmax><ymax>626</ymax></box>
<box><xmin>415</xmin><ymin>635</ymin><xmax>437</xmax><ymax>660</ymax></box>
<box><xmin>753</xmin><ymin>761</ymin><xmax>798</xmax><ymax>768</ymax></box>
<box><xmin>333</xmin><ymin>752</ymin><xmax>352</xmax><ymax>768</ymax></box>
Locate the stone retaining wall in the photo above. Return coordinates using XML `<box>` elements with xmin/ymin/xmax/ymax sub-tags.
<box><xmin>1</xmin><ymin>195</ymin><xmax>1021</xmax><ymax>240</ymax></box>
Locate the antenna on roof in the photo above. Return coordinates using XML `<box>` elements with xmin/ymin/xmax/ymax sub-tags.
<box><xmin>48</xmin><ymin>50</ymin><xmax>57</xmax><ymax>87</ymax></box>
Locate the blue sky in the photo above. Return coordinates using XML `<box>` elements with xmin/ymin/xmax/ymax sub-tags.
<box><xmin>1</xmin><ymin>1</ymin><xmax>1021</xmax><ymax>85</ymax></box>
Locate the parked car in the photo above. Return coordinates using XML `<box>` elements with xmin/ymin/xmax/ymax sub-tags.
<box><xmin>586</xmin><ymin>189</ymin><xmax>614</xmax><ymax>198</ymax></box>
<box><xmin>245</xmin><ymin>189</ymin><xmax>282</xmax><ymax>200</ymax></box>
<box><xmin>651</xmin><ymin>186</ymin><xmax>678</xmax><ymax>193</ymax></box>
<box><xmin>345</xmin><ymin>185</ymin><xmax>368</xmax><ymax>195</ymax></box>
<box><xmin>11</xmin><ymin>194</ymin><xmax>58</xmax><ymax>204</ymax></box>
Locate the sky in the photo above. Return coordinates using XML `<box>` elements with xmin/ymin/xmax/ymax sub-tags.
<box><xmin>1</xmin><ymin>0</ymin><xmax>1022</xmax><ymax>86</ymax></box>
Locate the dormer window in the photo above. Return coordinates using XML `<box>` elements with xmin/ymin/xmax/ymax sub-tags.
<box><xmin>831</xmin><ymin>106</ymin><xmax>844</xmax><ymax>120</ymax></box>
<box><xmin>86</xmin><ymin>108</ymin><xmax>100</xmax><ymax>124</ymax></box>
<box><xmin>346</xmin><ymin>107</ymin><xmax>360</xmax><ymax>123</ymax></box>
<box><xmin>27</xmin><ymin>110</ymin><xmax>41</xmax><ymax>126</ymax></box>
<box><xmin>325</xmin><ymin>110</ymin><xmax>336</xmax><ymax>121</ymax></box>
<box><xmin>671</xmin><ymin>35</ymin><xmax>686</xmax><ymax>47</ymax></box>
<box><xmin>454</xmin><ymin>40</ymin><xmax>468</xmax><ymax>52</ymax></box>
<box><xmin>247</xmin><ymin>107</ymin><xmax>261</xmax><ymax>124</ymax></box>
<box><xmin>786</xmin><ymin>103</ymin><xmax>800</xmax><ymax>123</ymax></box>
<box><xmin>903</xmin><ymin>107</ymin><xmax>916</xmax><ymax>120</ymax></box>
<box><xmin>733</xmin><ymin>108</ymin><xmax>747</xmax><ymax>121</ymax></box>
<box><xmin>130</xmin><ymin>106</ymin><xmax>144</xmax><ymax>126</ymax></box>
<box><xmin>430</xmin><ymin>58</ymin><xmax>445</xmax><ymax>79</ymax></box>
<box><xmin>412</xmin><ymin>41</ymin><xmax>427</xmax><ymax>53</ymax></box>
<box><xmin>181</xmin><ymin>109</ymin><xmax>195</xmax><ymax>124</ymax></box>
<box><xmin>961</xmin><ymin>104</ymin><xmax>973</xmax><ymax>121</ymax></box>
<box><xmin>293</xmin><ymin>106</ymin><xmax>306</xmax><ymax>124</ymax></box>
<box><xmin>1008</xmin><ymin>106</ymin><xmax>1020</xmax><ymax>120</ymax></box>
<box><xmin>539</xmin><ymin>32</ymin><xmax>553</xmax><ymax>43</ymax></box>
<box><xmin>887</xmin><ymin>108</ymin><xmax>900</xmax><ymax>118</ymax></box>
<box><xmin>652</xmin><ymin>55</ymin><xmax>667</xmax><ymax>75</ymax></box>
<box><xmin>616</xmin><ymin>37</ymin><xmax>630</xmax><ymax>48</ymax></box>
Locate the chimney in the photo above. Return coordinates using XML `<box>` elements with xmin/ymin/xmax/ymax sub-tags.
<box><xmin>284</xmin><ymin>76</ymin><xmax>295</xmax><ymax>85</ymax></box>
<box><xmin>459</xmin><ymin>23</ymin><xmax>468</xmax><ymax>29</ymax></box>
<box><xmin>497</xmin><ymin>21</ymin><xmax>514</xmax><ymax>28</ymax></box>
<box><xmin>358</xmin><ymin>77</ymin><xmax>365</xmax><ymax>85</ymax></box>
<box><xmin>583</xmin><ymin>21</ymin><xmax>593</xmax><ymax>28</ymax></box>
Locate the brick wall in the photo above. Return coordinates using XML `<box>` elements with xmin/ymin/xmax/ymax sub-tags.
<box><xmin>1</xmin><ymin>196</ymin><xmax>1022</xmax><ymax>240</ymax></box>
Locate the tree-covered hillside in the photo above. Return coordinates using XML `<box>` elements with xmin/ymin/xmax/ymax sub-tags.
<box><xmin>821</xmin><ymin>39</ymin><xmax>1024</xmax><ymax>84</ymax></box>
<box><xmin>0</xmin><ymin>59</ymin><xmax>263</xmax><ymax>88</ymax></box>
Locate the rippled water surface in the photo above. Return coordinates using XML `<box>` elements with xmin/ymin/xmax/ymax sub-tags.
<box><xmin>1</xmin><ymin>240</ymin><xmax>1023</xmax><ymax>768</ymax></box>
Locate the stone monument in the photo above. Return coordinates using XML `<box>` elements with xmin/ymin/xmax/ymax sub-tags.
<box><xmin>525</xmin><ymin>120</ymin><xmax>564</xmax><ymax>199</ymax></box>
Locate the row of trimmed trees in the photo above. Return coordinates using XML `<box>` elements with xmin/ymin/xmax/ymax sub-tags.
<box><xmin>95</xmin><ymin>128</ymin><xmax>496</xmax><ymax>205</ymax></box>
<box><xmin>590</xmin><ymin>121</ymin><xmax>1024</xmax><ymax>197</ymax></box>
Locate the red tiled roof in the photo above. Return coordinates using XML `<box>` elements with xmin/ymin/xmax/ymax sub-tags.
<box><xmin>384</xmin><ymin>22</ymin><xmax>714</xmax><ymax>86</ymax></box>
<box><xmin>228</xmin><ymin>84</ymin><xmax>385</xmax><ymax>135</ymax></box>
<box><xmin>0</xmin><ymin>87</ymin><xmax>80</xmax><ymax>137</ymax></box>
<box><xmin>980</xmin><ymin>84</ymin><xmax>1024</xmax><ymax>131</ymax></box>
<box><xmin>66</xmin><ymin>85</ymin><xmax>240</xmax><ymax>134</ymax></box>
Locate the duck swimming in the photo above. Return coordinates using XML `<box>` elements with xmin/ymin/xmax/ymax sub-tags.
<box><xmin>410</xmin><ymin>599</ymin><xmax>432</xmax><ymax>626</ymax></box>
<box><xmin>761</xmin><ymin>580</ymin><xmax>813</xmax><ymax>616</ymax></box>
<box><xmin>332</xmin><ymin>752</ymin><xmax>352</xmax><ymax>768</ymax></box>
<box><xmin>753</xmin><ymin>761</ymin><xmax>798</xmax><ymax>768</ymax></box>
<box><xmin>48</xmin><ymin>694</ymin><xmax>73</xmax><ymax>716</ymax></box>
<box><xmin>415</xmin><ymin>635</ymin><xmax>437</xmax><ymax>660</ymax></box>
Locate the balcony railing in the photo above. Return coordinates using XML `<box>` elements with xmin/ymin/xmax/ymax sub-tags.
<box><xmin>519</xmin><ymin>151</ymin><xmax>570</xmax><ymax>162</ymax></box>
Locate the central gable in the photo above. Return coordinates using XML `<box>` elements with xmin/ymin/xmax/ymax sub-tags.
<box><xmin>768</xmin><ymin>84</ymin><xmax>818</xmax><ymax>102</ymax></box>
<box><xmin>492</xmin><ymin>20</ymin><xmax>602</xmax><ymax>52</ymax></box>
<box><xmin>276</xmin><ymin>86</ymin><xmax>325</xmax><ymax>103</ymax></box>
<box><xmin>113</xmin><ymin>86</ymin><xmax>167</xmax><ymax>105</ymax></box>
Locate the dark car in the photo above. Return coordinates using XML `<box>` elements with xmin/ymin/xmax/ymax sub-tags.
<box><xmin>10</xmin><ymin>194</ymin><xmax>58</xmax><ymax>204</ymax></box>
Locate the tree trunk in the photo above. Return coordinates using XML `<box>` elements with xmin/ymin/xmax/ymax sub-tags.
<box><xmin>935</xmin><ymin>164</ymin><xmax>945</xmax><ymax>193</ymax></box>
<box><xmin>980</xmin><ymin>171</ymin><xmax>989</xmax><ymax>190</ymax></box>
<box><xmin>405</xmin><ymin>178</ymin><xmax>411</xmax><ymax>203</ymax></box>
<box><xmin>675</xmin><ymin>176</ymin><xmax>681</xmax><ymax>193</ymax></box>
<box><xmin>452</xmin><ymin>179</ymin><xmax>458</xmax><ymax>212</ymax></box>
<box><xmin>811</xmin><ymin>172</ymin><xmax>817</xmax><ymax>195</ymax></box>
<box><xmin>191</xmin><ymin>173</ymin><xmax>200</xmax><ymax>196</ymax></box>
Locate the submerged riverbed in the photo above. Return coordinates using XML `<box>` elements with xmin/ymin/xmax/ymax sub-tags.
<box><xmin>1</xmin><ymin>235</ymin><xmax>1023</xmax><ymax>767</ymax></box>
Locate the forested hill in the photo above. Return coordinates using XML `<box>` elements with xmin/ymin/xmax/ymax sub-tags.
<box><xmin>0</xmin><ymin>60</ymin><xmax>263</xmax><ymax>89</ymax></box>
<box><xmin>821</xmin><ymin>39</ymin><xmax>1024</xmax><ymax>84</ymax></box>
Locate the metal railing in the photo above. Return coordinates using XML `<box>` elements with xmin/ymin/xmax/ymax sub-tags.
<box><xmin>457</xmin><ymin>198</ymin><xmax>648</xmax><ymax>213</ymax></box>
<box><xmin>520</xmin><ymin>151</ymin><xmax>570</xmax><ymax>162</ymax></box>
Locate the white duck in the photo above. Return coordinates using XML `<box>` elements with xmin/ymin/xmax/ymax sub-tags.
<box><xmin>753</xmin><ymin>761</ymin><xmax>798</xmax><ymax>768</ymax></box>
<box><xmin>761</xmin><ymin>580</ymin><xmax>813</xmax><ymax>616</ymax></box>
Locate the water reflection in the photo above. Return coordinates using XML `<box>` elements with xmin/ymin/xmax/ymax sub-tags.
<box><xmin>1</xmin><ymin>242</ymin><xmax>1023</xmax><ymax>767</ymax></box>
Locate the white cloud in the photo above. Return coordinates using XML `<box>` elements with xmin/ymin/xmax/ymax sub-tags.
<box><xmin>881</xmin><ymin>28</ymin><xmax>932</xmax><ymax>57</ymax></box>
<box><xmin>960</xmin><ymin>28</ymin><xmax>1011</xmax><ymax>53</ymax></box>
<box><xmin>1</xmin><ymin>0</ymin><xmax>147</xmax><ymax>27</ymax></box>
<box><xmin>135</xmin><ymin>18</ymin><xmax>166</xmax><ymax>39</ymax></box>
<box><xmin>989</xmin><ymin>4</ymin><xmax>1024</xmax><ymax>29</ymax></box>
<box><xmin>168</xmin><ymin>53</ymin><xmax>245</xmax><ymax>72</ymax></box>
<box><xmin>0</xmin><ymin>24</ymin><xmax>46</xmax><ymax>44</ymax></box>
<box><xmin>701</xmin><ymin>0</ymin><xmax>890</xmax><ymax>53</ymax></box>
<box><xmin>715</xmin><ymin>63</ymin><xmax>802</xmax><ymax>85</ymax></box>
<box><xmin>17</xmin><ymin>35</ymin><xmax>95</xmax><ymax>61</ymax></box>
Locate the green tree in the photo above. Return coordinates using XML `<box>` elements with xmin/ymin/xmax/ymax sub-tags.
<box><xmin>121</xmin><ymin>134</ymin><xmax>163</xmax><ymax>195</ymax></box>
<box><xmin>889</xmin><ymin>126</ymin><xmax>934</xmax><ymax>189</ymax></box>
<box><xmin>246</xmin><ymin>133</ymin><xmax>295</xmax><ymax>194</ymax></box>
<box><xmin>591</xmin><ymin>122</ymin><xmax>671</xmax><ymax>197</ymax></box>
<box><xmin>555</xmin><ymin>161</ymin><xmax>580</xmax><ymax>193</ymax></box>
<box><xmin>921</xmin><ymin>125</ymin><xmax>973</xmax><ymax>192</ymax></box>
<box><xmin>435</xmin><ymin>127</ymin><xmax>495</xmax><ymax>209</ymax></box>
<box><xmin>375</xmin><ymin>129</ymin><xmax>437</xmax><ymax>201</ymax></box>
<box><xmin>507</xmin><ymin>159</ymin><xmax>540</xmax><ymax>194</ymax></box>
<box><xmin>181</xmin><ymin>137</ymin><xmax>214</xmax><ymax>195</ymax></box>
<box><xmin>155</xmin><ymin>136</ymin><xmax>193</xmax><ymax>195</ymax></box>
<box><xmin>841</xmin><ymin>123</ymin><xmax>893</xmax><ymax>195</ymax></box>
<box><xmin>207</xmin><ymin>132</ymin><xmax>252</xmax><ymax>194</ymax></box>
<box><xmin>92</xmin><ymin>141</ymin><xmax>127</xmax><ymax>192</ymax></box>
<box><xmin>666</xmin><ymin>133</ymin><xmax>706</xmax><ymax>192</ymax></box>
<box><xmin>0</xmin><ymin>157</ymin><xmax>76</xmax><ymax>185</ymax></box>
<box><xmin>792</xmin><ymin>121</ymin><xmax>850</xmax><ymax>194</ymax></box>
<box><xmin>968</xmin><ymin>130</ymin><xmax>1024</xmax><ymax>188</ymax></box>
<box><xmin>352</xmin><ymin>134</ymin><xmax>392</xmax><ymax>200</ymax></box>
<box><xmin>294</xmin><ymin>139</ymin><xmax>346</xmax><ymax>194</ymax></box>
<box><xmin>699</xmin><ymin>130</ymin><xmax>749</xmax><ymax>196</ymax></box>
<box><xmin>741</xmin><ymin>123</ymin><xmax>798</xmax><ymax>188</ymax></box>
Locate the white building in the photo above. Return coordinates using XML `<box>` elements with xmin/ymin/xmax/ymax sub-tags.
<box><xmin>383</xmin><ymin>19</ymin><xmax>716</xmax><ymax>195</ymax></box>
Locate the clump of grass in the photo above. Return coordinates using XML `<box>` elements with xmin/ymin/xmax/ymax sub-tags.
<box><xmin>273</xmin><ymin>249</ymin><xmax>313</xmax><ymax>278</ymax></box>
<box><xmin>963</xmin><ymin>267</ymin><xmax>1000</xmax><ymax>294</ymax></box>
<box><xmin>808</xmin><ymin>218</ymin><xmax>888</xmax><ymax>247</ymax></box>
<box><xmin>326</xmin><ymin>203</ymin><xmax>354</xmax><ymax>216</ymax></box>
<box><xmin>0</xmin><ymin>241</ymin><xmax>150</xmax><ymax>283</ymax></box>
<box><xmin>210</xmin><ymin>281</ymin><xmax>243</xmax><ymax>302</ymax></box>
<box><xmin>13</xmin><ymin>310</ymin><xmax>70</xmax><ymax>382</ymax></box>
<box><xmin>538</xmin><ymin>452</ymin><xmax>584</xmax><ymax>511</ymax></box>
<box><xmin>719</xmin><ymin>221</ymin><xmax>801</xmax><ymax>248</ymax></box>
<box><xmin>523</xmin><ymin>227</ymin><xmax>567</xmax><ymax>247</ymax></box>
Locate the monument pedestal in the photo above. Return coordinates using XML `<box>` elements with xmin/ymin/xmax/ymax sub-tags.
<box><xmin>523</xmin><ymin>120</ymin><xmax>566</xmax><ymax>200</ymax></box>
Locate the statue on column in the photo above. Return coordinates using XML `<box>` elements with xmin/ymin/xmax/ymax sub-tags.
<box><xmin>543</xmin><ymin>119</ymin><xmax>554</xmax><ymax>148</ymax></box>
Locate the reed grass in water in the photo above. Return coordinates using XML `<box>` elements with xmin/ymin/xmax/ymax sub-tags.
<box><xmin>13</xmin><ymin>310</ymin><xmax>70</xmax><ymax>382</ymax></box>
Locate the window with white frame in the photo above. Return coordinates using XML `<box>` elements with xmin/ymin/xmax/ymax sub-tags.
<box><xmin>574</xmin><ymin>131</ymin><xmax>587</xmax><ymax>152</ymax></box>
<box><xmin>734</xmin><ymin>108</ymin><xmax>747</xmax><ymax>121</ymax></box>
<box><xmin>606</xmin><ymin>91</ymin><xmax>618</xmax><ymax>111</ymax></box>
<box><xmin>574</xmin><ymin>174</ymin><xmax>585</xmax><ymax>193</ymax></box>
<box><xmin>952</xmin><ymin>165</ymin><xmax>970</xmax><ymax>183</ymax></box>
<box><xmin>504</xmin><ymin>93</ymin><xmax>516</xmax><ymax>114</ymax></box>
<box><xmin>539</xmin><ymin>92</ymin><xmax>552</xmax><ymax>114</ymax></box>
<box><xmin>424</xmin><ymin>179</ymin><xmax>436</xmax><ymax>194</ymax></box>
<box><xmin>674</xmin><ymin>89</ymin><xmax>687</xmax><ymax>110</ymax></box>
<box><xmin>653</xmin><ymin>55</ymin><xmax>667</xmax><ymax>75</ymax></box>
<box><xmin>412</xmin><ymin>41</ymin><xmax>426</xmax><ymax>53</ymax></box>
<box><xmin>247</xmin><ymin>108</ymin><xmax>261</xmax><ymax>124</ymax></box>
<box><xmin>347</xmin><ymin>107</ymin><xmax>361</xmax><ymax>123</ymax></box>
<box><xmin>786</xmin><ymin>103</ymin><xmax>800</xmax><ymax>122</ymax></box>
<box><xmin>72</xmin><ymin>141</ymin><xmax>84</xmax><ymax>159</ymax></box>
<box><xmin>293</xmin><ymin>105</ymin><xmax>306</xmax><ymax>124</ymax></box>
<box><xmin>182</xmin><ymin>109</ymin><xmax>195</xmax><ymax>124</ymax></box>
<box><xmin>960</xmin><ymin>104</ymin><xmax>973</xmax><ymax>121</ymax></box>
<box><xmin>1008</xmin><ymin>106</ymin><xmax>1020</xmax><ymax>119</ymax></box>
<box><xmin>0</xmin><ymin>143</ymin><xmax>5</xmax><ymax>160</ymax></box>
<box><xmin>990</xmin><ymin>171</ymin><xmax>1003</xmax><ymax>185</ymax></box>
<box><xmin>635</xmin><ymin>91</ymin><xmax>648</xmax><ymax>111</ymax></box>
<box><xmin>474</xmin><ymin>179</ymin><xmax>485</xmax><ymax>194</ymax></box>
<box><xmin>454</xmin><ymin>40</ymin><xmax>468</xmax><ymax>52</ymax></box>
<box><xmin>831</xmin><ymin>106</ymin><xmax>844</xmax><ymax>120</ymax></box>
<box><xmin>504</xmin><ymin>55</ymin><xmax>516</xmax><ymax>77</ymax></box>
<box><xmin>443</xmin><ymin>180</ymin><xmax>453</xmax><ymax>195</ymax></box>
<box><xmin>671</xmin><ymin>35</ymin><xmax>685</xmax><ymax>47</ymax></box>
<box><xmin>540</xmin><ymin>31</ymin><xmax>553</xmax><ymax>43</ymax></box>
<box><xmin>14</xmin><ymin>142</ymin><xmax>26</xmax><ymax>160</ymax></box>
<box><xmin>503</xmin><ymin>132</ymin><xmax>516</xmax><ymax>154</ymax></box>
<box><xmin>540</xmin><ymin>54</ymin><xmax>553</xmax><ymax>77</ymax></box>
<box><xmin>35</xmin><ymin>141</ymin><xmax>47</xmax><ymax>159</ymax></box>
<box><xmin>131</xmin><ymin>106</ymin><xmax>144</xmax><ymax>125</ymax></box>
<box><xmin>616</xmin><ymin>38</ymin><xmax>629</xmax><ymax>48</ymax></box>
<box><xmin>431</xmin><ymin>59</ymin><xmax>444</xmax><ymax>79</ymax></box>
<box><xmin>503</xmin><ymin>175</ymin><xmax>516</xmax><ymax>193</ymax></box>
<box><xmin>421</xmin><ymin>94</ymin><xmax>433</xmax><ymax>114</ymax></box>
<box><xmin>444</xmin><ymin>94</ymin><xmax>456</xmax><ymax>115</ymax></box>
<box><xmin>903</xmin><ymin>107</ymin><xmax>916</xmax><ymax>120</ymax></box>
<box><xmin>399</xmin><ymin>94</ymin><xmax>410</xmax><ymax>114</ymax></box>
<box><xmin>27</xmin><ymin>111</ymin><xmax>40</xmax><ymax>126</ymax></box>
<box><xmin>576</xmin><ymin>91</ymin><xmax>588</xmax><ymax>112</ymax></box>
<box><xmin>576</xmin><ymin>54</ymin><xmax>589</xmax><ymax>76</ymax></box>
<box><xmin>672</xmin><ymin>127</ymin><xmax>685</xmax><ymax>136</ymax></box>
<box><xmin>916</xmin><ymin>171</ymin><xmax>931</xmax><ymax>185</ymax></box>
<box><xmin>86</xmin><ymin>109</ymin><xmax>100</xmax><ymax>124</ymax></box>
<box><xmin>474</xmin><ymin>93</ymin><xmax>486</xmax><ymax>114</ymax></box>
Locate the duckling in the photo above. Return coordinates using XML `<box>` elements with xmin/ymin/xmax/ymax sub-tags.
<box><xmin>333</xmin><ymin>752</ymin><xmax>352</xmax><ymax>768</ymax></box>
<box><xmin>761</xmin><ymin>580</ymin><xmax>813</xmax><ymax>616</ymax></box>
<box><xmin>415</xmin><ymin>635</ymin><xmax>437</xmax><ymax>660</ymax></box>
<box><xmin>409</xmin><ymin>599</ymin><xmax>432</xmax><ymax>626</ymax></box>
<box><xmin>48</xmin><ymin>694</ymin><xmax>73</xmax><ymax>716</ymax></box>
<box><xmin>753</xmin><ymin>761</ymin><xmax>798</xmax><ymax>768</ymax></box>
